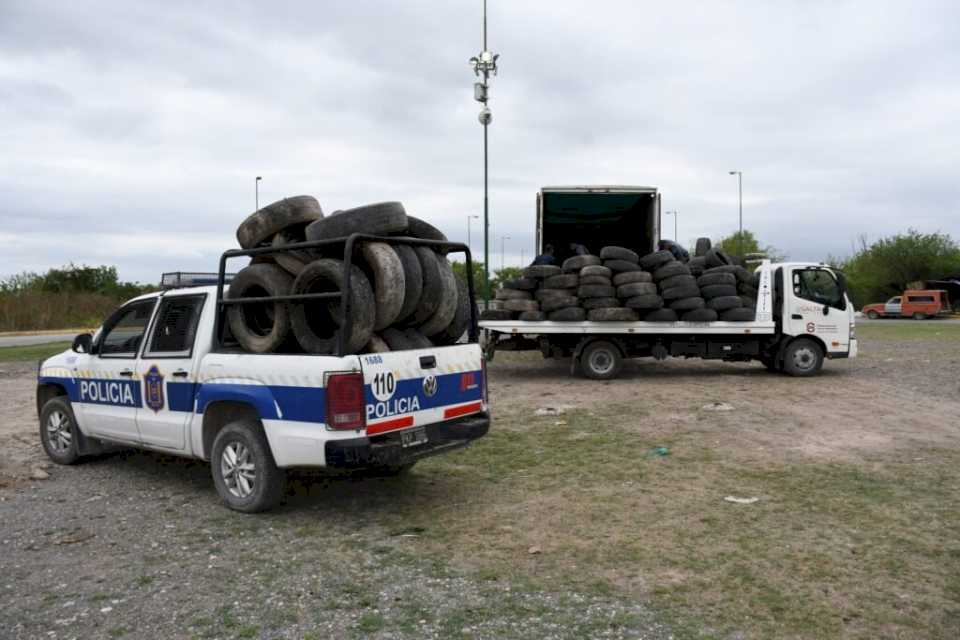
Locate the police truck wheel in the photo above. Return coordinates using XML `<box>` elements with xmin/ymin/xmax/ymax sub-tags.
<box><xmin>226</xmin><ymin>264</ymin><xmax>295</xmax><ymax>354</ymax></box>
<box><xmin>581</xmin><ymin>341</ymin><xmax>623</xmax><ymax>380</ymax></box>
<box><xmin>39</xmin><ymin>396</ymin><xmax>81</xmax><ymax>465</ymax></box>
<box><xmin>782</xmin><ymin>338</ymin><xmax>824</xmax><ymax>377</ymax></box>
<box><xmin>211</xmin><ymin>420</ymin><xmax>285</xmax><ymax>513</ymax></box>
<box><xmin>290</xmin><ymin>259</ymin><xmax>375</xmax><ymax>355</ymax></box>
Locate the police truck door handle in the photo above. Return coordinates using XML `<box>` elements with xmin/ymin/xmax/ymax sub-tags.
<box><xmin>119</xmin><ymin>370</ymin><xmax>134</xmax><ymax>377</ymax></box>
<box><xmin>172</xmin><ymin>370</ymin><xmax>189</xmax><ymax>378</ymax></box>
<box><xmin>419</xmin><ymin>355</ymin><xmax>437</xmax><ymax>369</ymax></box>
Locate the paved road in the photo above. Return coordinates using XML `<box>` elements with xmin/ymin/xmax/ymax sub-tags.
<box><xmin>0</xmin><ymin>333</ymin><xmax>77</xmax><ymax>348</ymax></box>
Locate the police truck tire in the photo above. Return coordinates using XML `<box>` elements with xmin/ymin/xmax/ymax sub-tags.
<box><xmin>523</xmin><ymin>265</ymin><xmax>562</xmax><ymax>279</ymax></box>
<box><xmin>639</xmin><ymin>250</ymin><xmax>674</xmax><ymax>270</ymax></box>
<box><xmin>578</xmin><ymin>284</ymin><xmax>616</xmax><ymax>299</ymax></box>
<box><xmin>305</xmin><ymin>201</ymin><xmax>408</xmax><ymax>241</ymax></box>
<box><xmin>417</xmin><ymin>257</ymin><xmax>459</xmax><ymax>337</ymax></box>
<box><xmin>580</xmin><ymin>265</ymin><xmax>613</xmax><ymax>279</ymax></box>
<box><xmin>290</xmin><ymin>259</ymin><xmax>375</xmax><ymax>355</ymax></box>
<box><xmin>682</xmin><ymin>308</ymin><xmax>719</xmax><ymax>322</ymax></box>
<box><xmin>613</xmin><ymin>271</ymin><xmax>652</xmax><ymax>286</ymax></box>
<box><xmin>705</xmin><ymin>248</ymin><xmax>733</xmax><ymax>268</ymax></box>
<box><xmin>580</xmin><ymin>341</ymin><xmax>623</xmax><ymax>380</ymax></box>
<box><xmin>581</xmin><ymin>297</ymin><xmax>619</xmax><ymax>310</ymax></box>
<box><xmin>360</xmin><ymin>242</ymin><xmax>406</xmax><ymax>331</ymax></box>
<box><xmin>700</xmin><ymin>284</ymin><xmax>738</xmax><ymax>299</ymax></box>
<box><xmin>695</xmin><ymin>237</ymin><xmax>712</xmax><ymax>257</ymax></box>
<box><xmin>535</xmin><ymin>288</ymin><xmax>577</xmax><ymax>301</ymax></box>
<box><xmin>503</xmin><ymin>299</ymin><xmax>539</xmax><ymax>312</ymax></box>
<box><xmin>544</xmin><ymin>273</ymin><xmax>579</xmax><ymax>289</ymax></box>
<box><xmin>588</xmin><ymin>307</ymin><xmax>638</xmax><ymax>322</ymax></box>
<box><xmin>503</xmin><ymin>277</ymin><xmax>538</xmax><ymax>290</ymax></box>
<box><xmin>518</xmin><ymin>310</ymin><xmax>545</xmax><ymax>321</ymax></box>
<box><xmin>782</xmin><ymin>338</ymin><xmax>824</xmax><ymax>377</ymax></box>
<box><xmin>599</xmin><ymin>246</ymin><xmax>640</xmax><ymax>263</ymax></box>
<box><xmin>431</xmin><ymin>274</ymin><xmax>472</xmax><ymax>346</ymax></box>
<box><xmin>669</xmin><ymin>296</ymin><xmax>705</xmax><ymax>311</ymax></box>
<box><xmin>580</xmin><ymin>275</ymin><xmax>613</xmax><ymax>287</ymax></box>
<box><xmin>616</xmin><ymin>282</ymin><xmax>657</xmax><ymax>298</ymax></box>
<box><xmin>495</xmin><ymin>288</ymin><xmax>533</xmax><ymax>301</ymax></box>
<box><xmin>644</xmin><ymin>308</ymin><xmax>678</xmax><ymax>322</ymax></box>
<box><xmin>227</xmin><ymin>264</ymin><xmax>295</xmax><ymax>354</ymax></box>
<box><xmin>541</xmin><ymin>296</ymin><xmax>580</xmax><ymax>312</ymax></box>
<box><xmin>237</xmin><ymin>195</ymin><xmax>323</xmax><ymax>249</ymax></box>
<box><xmin>706</xmin><ymin>295</ymin><xmax>743</xmax><ymax>311</ymax></box>
<box><xmin>479</xmin><ymin>309</ymin><xmax>513</xmax><ymax>321</ymax></box>
<box><xmin>392</xmin><ymin>244</ymin><xmax>423</xmax><ymax>324</ymax></box>
<box><xmin>562</xmin><ymin>255</ymin><xmax>601</xmax><ymax>272</ymax></box>
<box><xmin>652</xmin><ymin>261</ymin><xmax>690</xmax><ymax>282</ymax></box>
<box><xmin>661</xmin><ymin>284</ymin><xmax>701</xmax><ymax>301</ymax></box>
<box><xmin>697</xmin><ymin>272</ymin><xmax>736</xmax><ymax>288</ymax></box>
<box><xmin>721</xmin><ymin>307</ymin><xmax>756</xmax><ymax>321</ymax></box>
<box><xmin>39</xmin><ymin>396</ymin><xmax>81</xmax><ymax>465</ymax></box>
<box><xmin>547</xmin><ymin>307</ymin><xmax>586</xmax><ymax>321</ymax></box>
<box><xmin>624</xmin><ymin>294</ymin><xmax>664</xmax><ymax>310</ymax></box>
<box><xmin>658</xmin><ymin>274</ymin><xmax>697</xmax><ymax>291</ymax></box>
<box><xmin>211</xmin><ymin>420</ymin><xmax>285</xmax><ymax>513</ymax></box>
<box><xmin>604</xmin><ymin>260</ymin><xmax>643</xmax><ymax>273</ymax></box>
<box><xmin>405</xmin><ymin>216</ymin><xmax>448</xmax><ymax>251</ymax></box>
<box><xmin>410</xmin><ymin>247</ymin><xmax>443</xmax><ymax>324</ymax></box>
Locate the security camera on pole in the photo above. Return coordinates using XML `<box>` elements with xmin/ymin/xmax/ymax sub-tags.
<box><xmin>469</xmin><ymin>0</ymin><xmax>499</xmax><ymax>308</ymax></box>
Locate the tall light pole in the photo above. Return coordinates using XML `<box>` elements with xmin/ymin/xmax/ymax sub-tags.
<box><xmin>470</xmin><ymin>0</ymin><xmax>499</xmax><ymax>308</ymax></box>
<box><xmin>500</xmin><ymin>235</ymin><xmax>510</xmax><ymax>272</ymax></box>
<box><xmin>665</xmin><ymin>210</ymin><xmax>678</xmax><ymax>242</ymax></box>
<box><xmin>255</xmin><ymin>176</ymin><xmax>262</xmax><ymax>211</ymax></box>
<box><xmin>466</xmin><ymin>214</ymin><xmax>480</xmax><ymax>257</ymax></box>
<box><xmin>728</xmin><ymin>170</ymin><xmax>743</xmax><ymax>258</ymax></box>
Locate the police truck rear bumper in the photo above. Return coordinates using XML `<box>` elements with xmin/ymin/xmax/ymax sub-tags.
<box><xmin>325</xmin><ymin>412</ymin><xmax>490</xmax><ymax>468</ymax></box>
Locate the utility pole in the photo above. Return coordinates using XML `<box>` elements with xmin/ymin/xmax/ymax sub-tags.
<box><xmin>255</xmin><ymin>176</ymin><xmax>262</xmax><ymax>211</ymax></box>
<box><xmin>470</xmin><ymin>0</ymin><xmax>499</xmax><ymax>308</ymax></box>
<box><xmin>728</xmin><ymin>170</ymin><xmax>743</xmax><ymax>258</ymax></box>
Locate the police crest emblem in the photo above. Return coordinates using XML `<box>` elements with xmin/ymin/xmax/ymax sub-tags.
<box><xmin>144</xmin><ymin>365</ymin><xmax>165</xmax><ymax>413</ymax></box>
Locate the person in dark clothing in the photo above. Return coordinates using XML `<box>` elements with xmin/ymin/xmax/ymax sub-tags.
<box><xmin>569</xmin><ymin>242</ymin><xmax>589</xmax><ymax>256</ymax></box>
<box><xmin>531</xmin><ymin>244</ymin><xmax>556</xmax><ymax>265</ymax></box>
<box><xmin>659</xmin><ymin>239</ymin><xmax>690</xmax><ymax>262</ymax></box>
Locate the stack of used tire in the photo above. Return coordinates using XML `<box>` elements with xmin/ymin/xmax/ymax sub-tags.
<box><xmin>228</xmin><ymin>196</ymin><xmax>472</xmax><ymax>355</ymax></box>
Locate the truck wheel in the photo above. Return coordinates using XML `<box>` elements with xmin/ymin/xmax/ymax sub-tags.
<box><xmin>227</xmin><ymin>264</ymin><xmax>295</xmax><ymax>353</ymax></box>
<box><xmin>211</xmin><ymin>420</ymin><xmax>285</xmax><ymax>513</ymax></box>
<box><xmin>913</xmin><ymin>312</ymin><xmax>928</xmax><ymax>320</ymax></box>
<box><xmin>782</xmin><ymin>338</ymin><xmax>824</xmax><ymax>377</ymax></box>
<box><xmin>305</xmin><ymin>201</ymin><xmax>408</xmax><ymax>241</ymax></box>
<box><xmin>39</xmin><ymin>396</ymin><xmax>81</xmax><ymax>465</ymax></box>
<box><xmin>866</xmin><ymin>310</ymin><xmax>879</xmax><ymax>319</ymax></box>
<box><xmin>236</xmin><ymin>195</ymin><xmax>323</xmax><ymax>249</ymax></box>
<box><xmin>580</xmin><ymin>341</ymin><xmax>623</xmax><ymax>380</ymax></box>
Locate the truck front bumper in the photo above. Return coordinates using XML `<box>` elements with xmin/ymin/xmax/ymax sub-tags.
<box><xmin>325</xmin><ymin>412</ymin><xmax>490</xmax><ymax>468</ymax></box>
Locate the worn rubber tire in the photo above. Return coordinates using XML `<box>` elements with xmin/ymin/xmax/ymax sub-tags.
<box><xmin>580</xmin><ymin>265</ymin><xmax>613</xmax><ymax>279</ymax></box>
<box><xmin>518</xmin><ymin>310</ymin><xmax>546</xmax><ymax>321</ymax></box>
<box><xmin>613</xmin><ymin>271</ymin><xmax>652</xmax><ymax>286</ymax></box>
<box><xmin>694</xmin><ymin>237</ymin><xmax>712</xmax><ymax>257</ymax></box>
<box><xmin>588</xmin><ymin>307</ymin><xmax>638</xmax><ymax>322</ymax></box>
<box><xmin>227</xmin><ymin>264</ymin><xmax>295</xmax><ymax>354</ymax></box>
<box><xmin>39</xmin><ymin>396</ymin><xmax>81</xmax><ymax>465</ymax></box>
<box><xmin>431</xmin><ymin>274</ymin><xmax>473</xmax><ymax>346</ymax></box>
<box><xmin>701</xmin><ymin>284</ymin><xmax>738</xmax><ymax>299</ymax></box>
<box><xmin>547</xmin><ymin>307</ymin><xmax>586</xmax><ymax>321</ymax></box>
<box><xmin>581</xmin><ymin>297</ymin><xmax>619</xmax><ymax>310</ymax></box>
<box><xmin>698</xmin><ymin>272</ymin><xmax>736</xmax><ymax>287</ymax></box>
<box><xmin>418</xmin><ymin>257</ymin><xmax>459</xmax><ymax>337</ymax></box>
<box><xmin>578</xmin><ymin>284</ymin><xmax>616</xmax><ymax>299</ymax></box>
<box><xmin>480</xmin><ymin>309</ymin><xmax>513</xmax><ymax>320</ymax></box>
<box><xmin>270</xmin><ymin>225</ymin><xmax>315</xmax><ymax>276</ymax></box>
<box><xmin>682</xmin><ymin>308</ymin><xmax>718</xmax><ymax>322</ymax></box>
<box><xmin>289</xmin><ymin>259</ymin><xmax>375</xmax><ymax>354</ymax></box>
<box><xmin>535</xmin><ymin>288</ymin><xmax>576</xmax><ymax>301</ymax></box>
<box><xmin>523</xmin><ymin>264</ymin><xmax>562</xmax><ymax>279</ymax></box>
<box><xmin>643</xmin><ymin>308</ymin><xmax>678</xmax><ymax>321</ymax></box>
<box><xmin>381</xmin><ymin>327</ymin><xmax>418</xmax><ymax>350</ymax></box>
<box><xmin>688</xmin><ymin>256</ymin><xmax>707</xmax><ymax>276</ymax></box>
<box><xmin>705</xmin><ymin>248</ymin><xmax>733</xmax><ymax>268</ymax></box>
<box><xmin>604</xmin><ymin>259</ymin><xmax>642</xmax><ymax>273</ymax></box>
<box><xmin>661</xmin><ymin>284</ymin><xmax>701</xmax><ymax>301</ymax></box>
<box><xmin>305</xmin><ymin>201</ymin><xmax>408</xmax><ymax>241</ymax></box>
<box><xmin>495</xmin><ymin>288</ymin><xmax>533</xmax><ymax>301</ymax></box>
<box><xmin>721</xmin><ymin>307</ymin><xmax>756</xmax><ymax>321</ymax></box>
<box><xmin>503</xmin><ymin>299</ymin><xmax>539</xmax><ymax>312</ymax></box>
<box><xmin>669</xmin><ymin>296</ymin><xmax>705</xmax><ymax>311</ymax></box>
<box><xmin>404</xmin><ymin>328</ymin><xmax>433</xmax><ymax>349</ymax></box>
<box><xmin>580</xmin><ymin>275</ymin><xmax>613</xmax><ymax>287</ymax></box>
<box><xmin>211</xmin><ymin>420</ymin><xmax>285</xmax><ymax>513</ymax></box>
<box><xmin>707</xmin><ymin>296</ymin><xmax>743</xmax><ymax>312</ymax></box>
<box><xmin>599</xmin><ymin>246</ymin><xmax>639</xmax><ymax>263</ymax></box>
<box><xmin>363</xmin><ymin>334</ymin><xmax>391</xmax><ymax>353</ymax></box>
<box><xmin>405</xmin><ymin>215</ymin><xmax>448</xmax><ymax>251</ymax></box>
<box><xmin>639</xmin><ymin>250</ymin><xmax>674</xmax><ymax>270</ymax></box>
<box><xmin>503</xmin><ymin>277</ymin><xmax>538</xmax><ymax>291</ymax></box>
<box><xmin>359</xmin><ymin>242</ymin><xmax>405</xmax><ymax>331</ymax></box>
<box><xmin>624</xmin><ymin>294</ymin><xmax>664</xmax><ymax>310</ymax></box>
<box><xmin>782</xmin><ymin>338</ymin><xmax>824</xmax><ymax>377</ymax></box>
<box><xmin>617</xmin><ymin>282</ymin><xmax>657</xmax><ymax>298</ymax></box>
<box><xmin>237</xmin><ymin>195</ymin><xmax>323</xmax><ymax>249</ymax></box>
<box><xmin>739</xmin><ymin>284</ymin><xmax>759</xmax><ymax>298</ymax></box>
<box><xmin>704</xmin><ymin>265</ymin><xmax>739</xmax><ymax>276</ymax></box>
<box><xmin>733</xmin><ymin>266</ymin><xmax>753</xmax><ymax>284</ymax></box>
<box><xmin>562</xmin><ymin>255</ymin><xmax>601</xmax><ymax>272</ymax></box>
<box><xmin>653</xmin><ymin>261</ymin><xmax>690</xmax><ymax>282</ymax></box>
<box><xmin>392</xmin><ymin>244</ymin><xmax>423</xmax><ymax>324</ymax></box>
<box><xmin>580</xmin><ymin>340</ymin><xmax>623</xmax><ymax>380</ymax></box>
<box><xmin>409</xmin><ymin>247</ymin><xmax>443</xmax><ymax>325</ymax></box>
<box><xmin>541</xmin><ymin>295</ymin><xmax>580</xmax><ymax>312</ymax></box>
<box><xmin>544</xmin><ymin>273</ymin><xmax>579</xmax><ymax>289</ymax></box>
<box><xmin>658</xmin><ymin>274</ymin><xmax>697</xmax><ymax>291</ymax></box>
<box><xmin>740</xmin><ymin>295</ymin><xmax>757</xmax><ymax>309</ymax></box>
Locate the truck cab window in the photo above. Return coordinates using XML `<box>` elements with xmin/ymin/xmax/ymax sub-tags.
<box><xmin>146</xmin><ymin>295</ymin><xmax>205</xmax><ymax>357</ymax></box>
<box><xmin>99</xmin><ymin>300</ymin><xmax>157</xmax><ymax>358</ymax></box>
<box><xmin>793</xmin><ymin>269</ymin><xmax>845</xmax><ymax>310</ymax></box>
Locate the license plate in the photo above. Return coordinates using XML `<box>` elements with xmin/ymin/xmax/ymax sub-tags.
<box><xmin>401</xmin><ymin>427</ymin><xmax>428</xmax><ymax>448</ymax></box>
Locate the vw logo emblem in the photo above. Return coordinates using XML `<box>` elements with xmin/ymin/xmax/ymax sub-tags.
<box><xmin>422</xmin><ymin>375</ymin><xmax>438</xmax><ymax>397</ymax></box>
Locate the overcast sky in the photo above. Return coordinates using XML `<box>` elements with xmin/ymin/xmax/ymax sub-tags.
<box><xmin>1</xmin><ymin>0</ymin><xmax>958</xmax><ymax>283</ymax></box>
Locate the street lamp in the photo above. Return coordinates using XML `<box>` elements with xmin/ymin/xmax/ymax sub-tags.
<box><xmin>470</xmin><ymin>0</ymin><xmax>500</xmax><ymax>308</ymax></box>
<box><xmin>664</xmin><ymin>210</ymin><xmax>678</xmax><ymax>242</ymax></box>
<box><xmin>500</xmin><ymin>235</ymin><xmax>510</xmax><ymax>272</ymax></box>
<box><xmin>728</xmin><ymin>170</ymin><xmax>743</xmax><ymax>258</ymax></box>
<box><xmin>255</xmin><ymin>176</ymin><xmax>262</xmax><ymax>211</ymax></box>
<box><xmin>466</xmin><ymin>215</ymin><xmax>480</xmax><ymax>257</ymax></box>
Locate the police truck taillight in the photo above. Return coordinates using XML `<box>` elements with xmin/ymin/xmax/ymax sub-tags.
<box><xmin>326</xmin><ymin>373</ymin><xmax>365</xmax><ymax>430</ymax></box>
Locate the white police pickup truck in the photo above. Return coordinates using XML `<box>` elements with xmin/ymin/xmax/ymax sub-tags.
<box><xmin>36</xmin><ymin>276</ymin><xmax>489</xmax><ymax>512</ymax></box>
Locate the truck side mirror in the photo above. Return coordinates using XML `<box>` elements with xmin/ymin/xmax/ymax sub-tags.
<box><xmin>72</xmin><ymin>333</ymin><xmax>93</xmax><ymax>354</ymax></box>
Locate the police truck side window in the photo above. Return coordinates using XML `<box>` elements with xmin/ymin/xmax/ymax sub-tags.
<box><xmin>99</xmin><ymin>300</ymin><xmax>156</xmax><ymax>357</ymax></box>
<box><xmin>148</xmin><ymin>296</ymin><xmax>204</xmax><ymax>356</ymax></box>
<box><xmin>793</xmin><ymin>269</ymin><xmax>845</xmax><ymax>309</ymax></box>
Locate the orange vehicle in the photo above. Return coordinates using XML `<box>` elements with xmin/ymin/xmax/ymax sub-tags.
<box><xmin>862</xmin><ymin>289</ymin><xmax>951</xmax><ymax>320</ymax></box>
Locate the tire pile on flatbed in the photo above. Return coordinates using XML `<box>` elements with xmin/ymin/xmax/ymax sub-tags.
<box><xmin>481</xmin><ymin>244</ymin><xmax>760</xmax><ymax>322</ymax></box>
<box><xmin>227</xmin><ymin>196</ymin><xmax>472</xmax><ymax>354</ymax></box>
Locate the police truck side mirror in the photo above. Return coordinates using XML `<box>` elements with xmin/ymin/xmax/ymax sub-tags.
<box><xmin>72</xmin><ymin>333</ymin><xmax>93</xmax><ymax>354</ymax></box>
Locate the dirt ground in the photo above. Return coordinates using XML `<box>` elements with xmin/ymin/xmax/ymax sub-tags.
<box><xmin>2</xmin><ymin>324</ymin><xmax>959</xmax><ymax>639</ymax></box>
